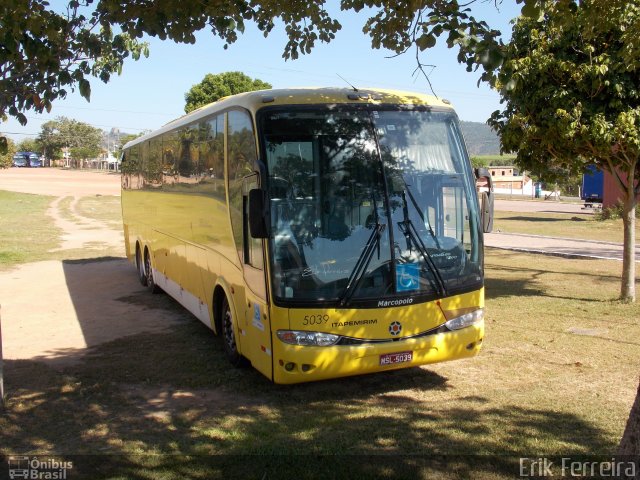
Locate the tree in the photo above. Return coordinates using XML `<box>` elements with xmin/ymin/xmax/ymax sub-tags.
<box><xmin>0</xmin><ymin>0</ymin><xmax>148</xmax><ymax>127</ymax></box>
<box><xmin>184</xmin><ymin>72</ymin><xmax>272</xmax><ymax>113</ymax></box>
<box><xmin>37</xmin><ymin>117</ymin><xmax>103</xmax><ymax>167</ymax></box>
<box><xmin>470</xmin><ymin>156</ymin><xmax>489</xmax><ymax>169</ymax></box>
<box><xmin>0</xmin><ymin>137</ymin><xmax>16</xmax><ymax>168</ymax></box>
<box><xmin>16</xmin><ymin>139</ymin><xmax>40</xmax><ymax>154</ymax></box>
<box><xmin>486</xmin><ymin>2</ymin><xmax>639</xmax><ymax>303</ymax></box>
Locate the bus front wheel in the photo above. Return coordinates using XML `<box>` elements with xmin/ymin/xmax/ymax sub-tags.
<box><xmin>221</xmin><ymin>296</ymin><xmax>245</xmax><ymax>367</ymax></box>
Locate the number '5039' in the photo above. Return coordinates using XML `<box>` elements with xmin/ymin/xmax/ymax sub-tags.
<box><xmin>302</xmin><ymin>314</ymin><xmax>330</xmax><ymax>325</ymax></box>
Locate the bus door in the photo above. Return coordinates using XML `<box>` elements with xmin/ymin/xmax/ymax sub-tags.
<box><xmin>241</xmin><ymin>174</ymin><xmax>272</xmax><ymax>378</ymax></box>
<box><xmin>436</xmin><ymin>173</ymin><xmax>476</xmax><ymax>261</ymax></box>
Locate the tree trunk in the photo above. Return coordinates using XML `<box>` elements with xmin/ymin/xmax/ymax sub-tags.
<box><xmin>620</xmin><ymin>190</ymin><xmax>637</xmax><ymax>302</ymax></box>
<box><xmin>618</xmin><ymin>379</ymin><xmax>640</xmax><ymax>480</ymax></box>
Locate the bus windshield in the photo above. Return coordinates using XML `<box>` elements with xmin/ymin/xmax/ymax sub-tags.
<box><xmin>261</xmin><ymin>107</ymin><xmax>483</xmax><ymax>306</ymax></box>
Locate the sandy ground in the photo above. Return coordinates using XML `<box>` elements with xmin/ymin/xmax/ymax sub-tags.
<box><xmin>47</xmin><ymin>195</ymin><xmax>123</xmax><ymax>251</ymax></box>
<box><xmin>0</xmin><ymin>167</ymin><xmax>122</xmax><ymax>197</ymax></box>
<box><xmin>0</xmin><ymin>168</ymin><xmax>184</xmax><ymax>367</ymax></box>
<box><xmin>495</xmin><ymin>198</ymin><xmax>592</xmax><ymax>215</ymax></box>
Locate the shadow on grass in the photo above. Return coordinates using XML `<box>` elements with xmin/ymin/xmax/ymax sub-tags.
<box><xmin>498</xmin><ymin>215</ymin><xmax>589</xmax><ymax>223</ymax></box>
<box><xmin>484</xmin><ymin>261</ymin><xmax>620</xmax><ymax>303</ymax></box>
<box><xmin>0</xmin><ymin>320</ymin><xmax>617</xmax><ymax>479</ymax></box>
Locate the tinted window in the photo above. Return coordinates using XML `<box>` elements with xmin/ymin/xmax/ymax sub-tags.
<box><xmin>228</xmin><ymin>110</ymin><xmax>258</xmax><ymax>260</ymax></box>
<box><xmin>199</xmin><ymin>114</ymin><xmax>225</xmax><ymax>198</ymax></box>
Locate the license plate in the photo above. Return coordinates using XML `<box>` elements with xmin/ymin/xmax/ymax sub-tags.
<box><xmin>379</xmin><ymin>351</ymin><xmax>413</xmax><ymax>366</ymax></box>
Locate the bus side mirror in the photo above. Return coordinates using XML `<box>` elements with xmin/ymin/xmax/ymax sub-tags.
<box><xmin>475</xmin><ymin>167</ymin><xmax>491</xmax><ymax>180</ymax></box>
<box><xmin>248</xmin><ymin>189</ymin><xmax>269</xmax><ymax>238</ymax></box>
<box><xmin>480</xmin><ymin>191</ymin><xmax>494</xmax><ymax>233</ymax></box>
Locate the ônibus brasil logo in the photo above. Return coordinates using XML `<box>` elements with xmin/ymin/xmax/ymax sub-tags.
<box><xmin>8</xmin><ymin>456</ymin><xmax>73</xmax><ymax>480</ymax></box>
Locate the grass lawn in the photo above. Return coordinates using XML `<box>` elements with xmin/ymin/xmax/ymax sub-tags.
<box><xmin>0</xmin><ymin>190</ymin><xmax>61</xmax><ymax>267</ymax></box>
<box><xmin>494</xmin><ymin>210</ymin><xmax>640</xmax><ymax>244</ymax></box>
<box><xmin>76</xmin><ymin>195</ymin><xmax>123</xmax><ymax>229</ymax></box>
<box><xmin>0</xmin><ymin>190</ymin><xmax>123</xmax><ymax>270</ymax></box>
<box><xmin>1</xmin><ymin>249</ymin><xmax>638</xmax><ymax>478</ymax></box>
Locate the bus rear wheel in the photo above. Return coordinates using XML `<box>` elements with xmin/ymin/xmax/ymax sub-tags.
<box><xmin>221</xmin><ymin>296</ymin><xmax>245</xmax><ymax>367</ymax></box>
<box><xmin>144</xmin><ymin>249</ymin><xmax>161</xmax><ymax>294</ymax></box>
<box><xmin>136</xmin><ymin>245</ymin><xmax>148</xmax><ymax>287</ymax></box>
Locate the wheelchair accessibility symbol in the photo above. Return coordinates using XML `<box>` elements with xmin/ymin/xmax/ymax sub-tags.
<box><xmin>396</xmin><ymin>263</ymin><xmax>420</xmax><ymax>292</ymax></box>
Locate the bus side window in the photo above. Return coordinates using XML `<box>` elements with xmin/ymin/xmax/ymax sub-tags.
<box><xmin>228</xmin><ymin>109</ymin><xmax>258</xmax><ymax>264</ymax></box>
<box><xmin>128</xmin><ymin>145</ymin><xmax>141</xmax><ymax>190</ymax></box>
<box><xmin>161</xmin><ymin>132</ymin><xmax>176</xmax><ymax>187</ymax></box>
<box><xmin>199</xmin><ymin>114</ymin><xmax>225</xmax><ymax>198</ymax></box>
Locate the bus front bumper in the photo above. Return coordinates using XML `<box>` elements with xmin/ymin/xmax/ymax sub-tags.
<box><xmin>272</xmin><ymin>322</ymin><xmax>484</xmax><ymax>384</ymax></box>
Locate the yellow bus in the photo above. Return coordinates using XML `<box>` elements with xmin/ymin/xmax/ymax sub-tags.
<box><xmin>121</xmin><ymin>87</ymin><xmax>489</xmax><ymax>384</ymax></box>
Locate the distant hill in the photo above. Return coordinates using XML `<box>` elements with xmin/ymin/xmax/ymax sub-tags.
<box><xmin>459</xmin><ymin>121</ymin><xmax>501</xmax><ymax>156</ymax></box>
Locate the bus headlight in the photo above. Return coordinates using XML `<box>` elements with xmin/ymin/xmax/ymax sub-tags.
<box><xmin>444</xmin><ymin>308</ymin><xmax>484</xmax><ymax>331</ymax></box>
<box><xmin>277</xmin><ymin>330</ymin><xmax>340</xmax><ymax>347</ymax></box>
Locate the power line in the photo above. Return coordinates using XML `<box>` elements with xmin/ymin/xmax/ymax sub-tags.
<box><xmin>52</xmin><ymin>105</ymin><xmax>174</xmax><ymax>116</ymax></box>
<box><xmin>17</xmin><ymin>114</ymin><xmax>154</xmax><ymax>132</ymax></box>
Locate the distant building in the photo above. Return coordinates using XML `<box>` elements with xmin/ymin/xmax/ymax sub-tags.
<box><xmin>488</xmin><ymin>166</ymin><xmax>534</xmax><ymax>196</ymax></box>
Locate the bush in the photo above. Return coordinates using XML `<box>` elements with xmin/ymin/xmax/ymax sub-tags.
<box><xmin>0</xmin><ymin>137</ymin><xmax>16</xmax><ymax>168</ymax></box>
<box><xmin>596</xmin><ymin>201</ymin><xmax>640</xmax><ymax>220</ymax></box>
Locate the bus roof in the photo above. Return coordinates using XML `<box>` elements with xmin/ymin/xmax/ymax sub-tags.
<box><xmin>124</xmin><ymin>87</ymin><xmax>455</xmax><ymax>150</ymax></box>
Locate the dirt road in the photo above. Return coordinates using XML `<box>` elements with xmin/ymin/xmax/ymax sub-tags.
<box><xmin>495</xmin><ymin>198</ymin><xmax>592</xmax><ymax>215</ymax></box>
<box><xmin>0</xmin><ymin>167</ymin><xmax>122</xmax><ymax>197</ymax></box>
<box><xmin>0</xmin><ymin>168</ymin><xmax>185</xmax><ymax>367</ymax></box>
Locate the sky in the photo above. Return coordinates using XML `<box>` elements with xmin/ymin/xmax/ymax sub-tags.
<box><xmin>1</xmin><ymin>1</ymin><xmax>522</xmax><ymax>146</ymax></box>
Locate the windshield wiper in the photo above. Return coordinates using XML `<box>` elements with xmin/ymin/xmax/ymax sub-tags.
<box><xmin>339</xmin><ymin>222</ymin><xmax>386</xmax><ymax>307</ymax></box>
<box><xmin>398</xmin><ymin>190</ymin><xmax>447</xmax><ymax>297</ymax></box>
<box><xmin>402</xmin><ymin>180</ymin><xmax>441</xmax><ymax>250</ymax></box>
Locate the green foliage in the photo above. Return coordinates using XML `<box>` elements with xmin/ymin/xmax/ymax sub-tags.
<box><xmin>16</xmin><ymin>139</ymin><xmax>40</xmax><ymax>154</ymax></box>
<box><xmin>595</xmin><ymin>202</ymin><xmax>640</xmax><ymax>221</ymax></box>
<box><xmin>0</xmin><ymin>137</ymin><xmax>16</xmax><ymax>168</ymax></box>
<box><xmin>184</xmin><ymin>72</ymin><xmax>272</xmax><ymax>113</ymax></box>
<box><xmin>473</xmin><ymin>154</ymin><xmax>517</xmax><ymax>167</ymax></box>
<box><xmin>0</xmin><ymin>0</ymin><xmax>149</xmax><ymax>125</ymax></box>
<box><xmin>0</xmin><ymin>0</ymin><xmax>542</xmax><ymax>126</ymax></box>
<box><xmin>487</xmin><ymin>3</ymin><xmax>640</xmax><ymax>190</ymax></box>
<box><xmin>0</xmin><ymin>0</ymin><xmax>585</xmax><ymax>129</ymax></box>
<box><xmin>37</xmin><ymin>117</ymin><xmax>103</xmax><ymax>164</ymax></box>
<box><xmin>470</xmin><ymin>156</ymin><xmax>489</xmax><ymax>169</ymax></box>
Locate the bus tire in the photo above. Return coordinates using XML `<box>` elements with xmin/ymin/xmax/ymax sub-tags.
<box><xmin>136</xmin><ymin>244</ymin><xmax>148</xmax><ymax>287</ymax></box>
<box><xmin>221</xmin><ymin>295</ymin><xmax>245</xmax><ymax>367</ymax></box>
<box><xmin>144</xmin><ymin>248</ymin><xmax>162</xmax><ymax>294</ymax></box>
